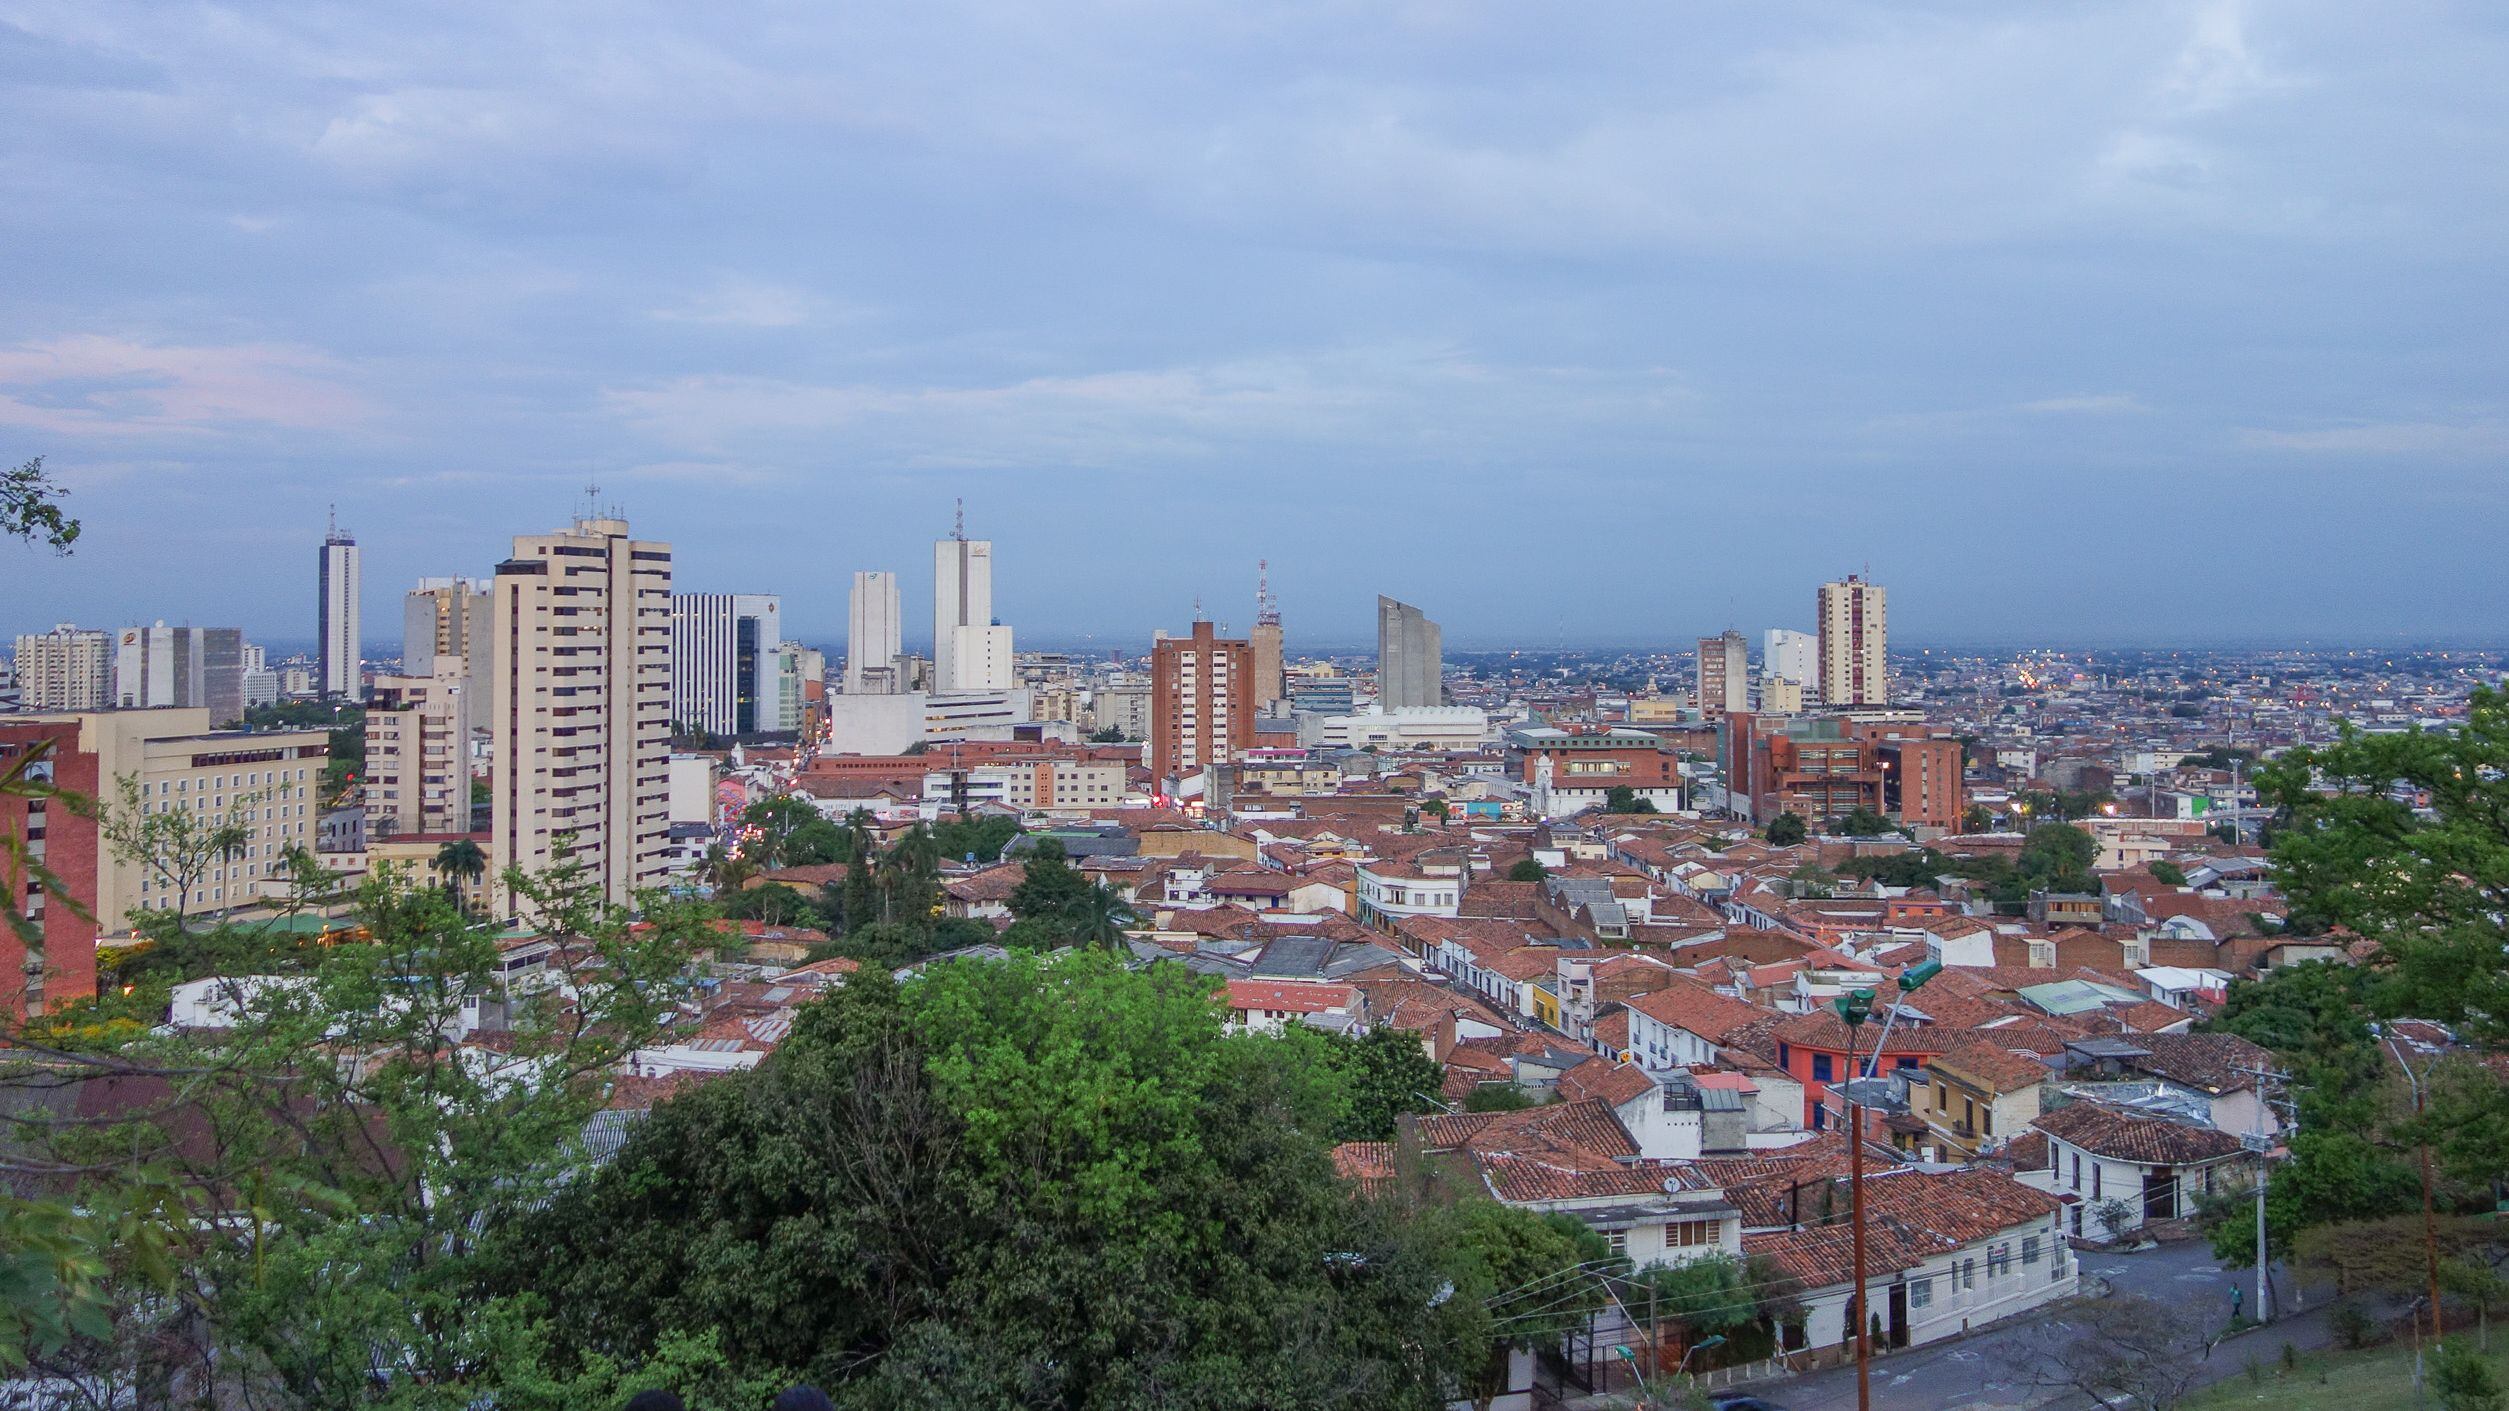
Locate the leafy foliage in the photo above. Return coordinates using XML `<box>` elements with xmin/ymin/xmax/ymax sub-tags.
<box><xmin>1601</xmin><ymin>785</ymin><xmax>1657</xmax><ymax>815</ymax></box>
<box><xmin>1</xmin><ymin>455</ymin><xmax>79</xmax><ymax>552</ymax></box>
<box><xmin>1324</xmin><ymin>1026</ymin><xmax>1445</xmax><ymax>1141</ymax></box>
<box><xmin>1505</xmin><ymin>858</ymin><xmax>1547</xmax><ymax>883</ymax></box>
<box><xmin>496</xmin><ymin>953</ymin><xmax>1543</xmax><ymax>1407</ymax></box>
<box><xmin>1763</xmin><ymin>812</ymin><xmax>1806</xmax><ymax>846</ymax></box>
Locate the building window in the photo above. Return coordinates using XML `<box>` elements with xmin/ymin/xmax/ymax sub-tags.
<box><xmin>1987</xmin><ymin>1244</ymin><xmax>2009</xmax><ymax>1278</ymax></box>
<box><xmin>1909</xmin><ymin>1277</ymin><xmax>1932</xmax><ymax>1309</ymax></box>
<box><xmin>1811</xmin><ymin>1053</ymin><xmax>1834</xmax><ymax>1082</ymax></box>
<box><xmin>2071</xmin><ymin>1152</ymin><xmax>2081</xmax><ymax>1189</ymax></box>
<box><xmin>1603</xmin><ymin>1229</ymin><xmax>1629</xmax><ymax>1256</ymax></box>
<box><xmin>2092</xmin><ymin>1165</ymin><xmax>2101</xmax><ymax>1199</ymax></box>
<box><xmin>2022</xmin><ymin>1236</ymin><xmax>2041</xmax><ymax>1266</ymax></box>
<box><xmin>1667</xmin><ymin>1220</ymin><xmax>1718</xmax><ymax>1248</ymax></box>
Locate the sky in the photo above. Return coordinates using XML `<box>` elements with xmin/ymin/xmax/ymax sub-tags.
<box><xmin>4</xmin><ymin>0</ymin><xmax>2506</xmax><ymax>650</ymax></box>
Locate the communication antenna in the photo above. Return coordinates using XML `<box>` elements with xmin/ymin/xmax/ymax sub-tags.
<box><xmin>953</xmin><ymin>497</ymin><xmax>966</xmax><ymax>542</ymax></box>
<box><xmin>1256</xmin><ymin>560</ymin><xmax>1281</xmax><ymax>627</ymax></box>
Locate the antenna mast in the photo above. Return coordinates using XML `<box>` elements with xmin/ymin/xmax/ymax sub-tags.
<box><xmin>953</xmin><ymin>497</ymin><xmax>966</xmax><ymax>542</ymax></box>
<box><xmin>1256</xmin><ymin>559</ymin><xmax>1280</xmax><ymax>627</ymax></box>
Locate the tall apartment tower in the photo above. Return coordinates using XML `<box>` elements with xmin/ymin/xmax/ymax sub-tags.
<box><xmin>670</xmin><ymin>593</ymin><xmax>786</xmax><ymax>737</ymax></box>
<box><xmin>1150</xmin><ymin>619</ymin><xmax>1254</xmax><ymax>784</ymax></box>
<box><xmin>933</xmin><ymin>507</ymin><xmax>1014</xmax><ymax>692</ymax></box>
<box><xmin>10</xmin><ymin>625</ymin><xmax>111</xmax><ymax>710</ymax></box>
<box><xmin>365</xmin><ymin>668</ymin><xmax>480</xmax><ymax>840</ymax></box>
<box><xmin>1375</xmin><ymin>596</ymin><xmax>1442</xmax><ymax>710</ymax></box>
<box><xmin>1817</xmin><ymin>576</ymin><xmax>1888</xmax><ymax>707</ymax></box>
<box><xmin>1250</xmin><ymin>561</ymin><xmax>1284</xmax><ymax>712</ymax></box>
<box><xmin>318</xmin><ymin>512</ymin><xmax>362</xmax><ymax>699</ymax></box>
<box><xmin>490</xmin><ymin>515</ymin><xmax>674</xmax><ymax>913</ymax></box>
<box><xmin>1696</xmin><ymin>630</ymin><xmax>1750</xmax><ymax>717</ymax></box>
<box><xmin>847</xmin><ymin>570</ymin><xmax>903</xmax><ymax>694</ymax></box>
<box><xmin>113</xmin><ymin>624</ymin><xmax>244</xmax><ymax>726</ymax></box>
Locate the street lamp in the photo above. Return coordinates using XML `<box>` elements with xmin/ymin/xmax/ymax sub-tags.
<box><xmin>1834</xmin><ymin>958</ymin><xmax>1942</xmax><ymax>1411</ymax></box>
<box><xmin>1679</xmin><ymin>1334</ymin><xmax>1727</xmax><ymax>1375</ymax></box>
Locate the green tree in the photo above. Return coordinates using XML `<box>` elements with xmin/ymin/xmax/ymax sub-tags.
<box><xmin>1602</xmin><ymin>785</ymin><xmax>1657</xmax><ymax>815</ymax></box>
<box><xmin>493</xmin><ymin>953</ymin><xmax>1534</xmax><ymax>1406</ymax></box>
<box><xmin>2434</xmin><ymin>1337</ymin><xmax>2507</xmax><ymax>1411</ymax></box>
<box><xmin>1</xmin><ymin>455</ymin><xmax>79</xmax><ymax>552</ymax></box>
<box><xmin>1506</xmin><ymin>858</ymin><xmax>1547</xmax><ymax>884</ymax></box>
<box><xmin>96</xmin><ymin>773</ymin><xmax>265</xmax><ymax>920</ymax></box>
<box><xmin>1325</xmin><ymin>1026</ymin><xmax>1445</xmax><ymax>1141</ymax></box>
<box><xmin>1004</xmin><ymin>838</ymin><xmax>1091</xmax><ymax>938</ymax></box>
<box><xmin>1463</xmin><ymin>1085</ymin><xmax>1536</xmax><ymax>1113</ymax></box>
<box><xmin>741</xmin><ymin>796</ymin><xmax>851</xmax><ymax>868</ymax></box>
<box><xmin>1764</xmin><ymin>812</ymin><xmax>1807</xmax><ymax>847</ymax></box>
<box><xmin>929</xmin><ymin>812</ymin><xmax>1020</xmax><ymax>866</ymax></box>
<box><xmin>2018</xmin><ymin>822</ymin><xmax>2098</xmax><ymax>893</ymax></box>
<box><xmin>840</xmin><ymin>810</ymin><xmax>880</xmax><ymax>931</ymax></box>
<box><xmin>2148</xmin><ymin>860</ymin><xmax>2189</xmax><ymax>887</ymax></box>
<box><xmin>1087</xmin><ymin>724</ymin><xmax>1128</xmax><ymax>743</ymax></box>
<box><xmin>6</xmin><ymin>853</ymin><xmax>707</xmax><ymax>1404</ymax></box>
<box><xmin>434</xmin><ymin>836</ymin><xmax>489</xmax><ymax>905</ymax></box>
<box><xmin>2258</xmin><ymin>685</ymin><xmax>2509</xmax><ymax>1041</ymax></box>
<box><xmin>1960</xmin><ymin>803</ymin><xmax>1994</xmax><ymax>833</ymax></box>
<box><xmin>1830</xmin><ymin>806</ymin><xmax>1895</xmax><ymax>837</ymax></box>
<box><xmin>876</xmin><ymin>823</ymin><xmax>942</xmax><ymax>929</ymax></box>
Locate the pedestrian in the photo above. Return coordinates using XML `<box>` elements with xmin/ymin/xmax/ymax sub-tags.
<box><xmin>624</xmin><ymin>1393</ymin><xmax>685</xmax><ymax>1411</ymax></box>
<box><xmin>773</xmin><ymin>1388</ymin><xmax>837</xmax><ymax>1411</ymax></box>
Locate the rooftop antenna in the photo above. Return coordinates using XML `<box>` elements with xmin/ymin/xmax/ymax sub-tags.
<box><xmin>579</xmin><ymin>482</ymin><xmax>603</xmax><ymax>523</ymax></box>
<box><xmin>1256</xmin><ymin>559</ymin><xmax>1280</xmax><ymax>627</ymax></box>
<box><xmin>953</xmin><ymin>497</ymin><xmax>966</xmax><ymax>542</ymax></box>
<box><xmin>1192</xmin><ymin>594</ymin><xmax>1205</xmax><ymax>623</ymax></box>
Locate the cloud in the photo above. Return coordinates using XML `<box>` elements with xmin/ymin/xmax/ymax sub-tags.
<box><xmin>2018</xmin><ymin>394</ymin><xmax>2146</xmax><ymax>415</ymax></box>
<box><xmin>648</xmin><ymin>278</ymin><xmax>824</xmax><ymax>329</ymax></box>
<box><xmin>0</xmin><ymin>335</ymin><xmax>376</xmax><ymax>436</ymax></box>
<box><xmin>2239</xmin><ymin>421</ymin><xmax>2509</xmax><ymax>456</ymax></box>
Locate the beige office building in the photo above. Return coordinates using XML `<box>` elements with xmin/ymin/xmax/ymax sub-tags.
<box><xmin>489</xmin><ymin>516</ymin><xmax>674</xmax><ymax>914</ymax></box>
<box><xmin>1817</xmin><ymin>576</ymin><xmax>1888</xmax><ymax>707</ymax></box>
<box><xmin>12</xmin><ymin>625</ymin><xmax>112</xmax><ymax>711</ymax></box>
<box><xmin>366</xmin><ymin>665</ymin><xmax>483</xmax><ymax>839</ymax></box>
<box><xmin>33</xmin><ymin>707</ymin><xmax>329</xmax><ymax>926</ymax></box>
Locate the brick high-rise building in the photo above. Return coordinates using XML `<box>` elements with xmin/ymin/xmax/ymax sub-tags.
<box><xmin>0</xmin><ymin>719</ymin><xmax>101</xmax><ymax>1018</ymax></box>
<box><xmin>1695</xmin><ymin>630</ymin><xmax>1749</xmax><ymax>717</ymax></box>
<box><xmin>1817</xmin><ymin>576</ymin><xmax>1887</xmax><ymax>707</ymax></box>
<box><xmin>1150</xmin><ymin>619</ymin><xmax>1253</xmax><ymax>786</ymax></box>
<box><xmin>490</xmin><ymin>515</ymin><xmax>674</xmax><ymax>913</ymax></box>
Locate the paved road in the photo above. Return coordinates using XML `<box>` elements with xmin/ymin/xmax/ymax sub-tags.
<box><xmin>1733</xmin><ymin>1241</ymin><xmax>2335</xmax><ymax>1411</ymax></box>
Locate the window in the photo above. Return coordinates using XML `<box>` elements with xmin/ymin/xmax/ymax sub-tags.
<box><xmin>2071</xmin><ymin>1152</ymin><xmax>2082</xmax><ymax>1188</ymax></box>
<box><xmin>1909</xmin><ymin>1277</ymin><xmax>1932</xmax><ymax>1309</ymax></box>
<box><xmin>2092</xmin><ymin>1165</ymin><xmax>2102</xmax><ymax>1199</ymax></box>
<box><xmin>2022</xmin><ymin>1236</ymin><xmax>2041</xmax><ymax>1266</ymax></box>
<box><xmin>1987</xmin><ymin>1244</ymin><xmax>2010</xmax><ymax>1278</ymax></box>
<box><xmin>1811</xmin><ymin>1053</ymin><xmax>1834</xmax><ymax>1082</ymax></box>
<box><xmin>1666</xmin><ymin>1220</ymin><xmax>1718</xmax><ymax>1248</ymax></box>
<box><xmin>1961</xmin><ymin>1259</ymin><xmax>1976</xmax><ymax>1291</ymax></box>
<box><xmin>1603</xmin><ymin>1229</ymin><xmax>1629</xmax><ymax>1256</ymax></box>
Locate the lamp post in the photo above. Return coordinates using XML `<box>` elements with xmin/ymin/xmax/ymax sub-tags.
<box><xmin>1679</xmin><ymin>1334</ymin><xmax>1727</xmax><ymax>1376</ymax></box>
<box><xmin>1833</xmin><ymin>957</ymin><xmax>1942</xmax><ymax>1411</ymax></box>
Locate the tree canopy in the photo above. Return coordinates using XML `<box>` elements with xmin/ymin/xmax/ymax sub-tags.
<box><xmin>494</xmin><ymin>953</ymin><xmax>1580</xmax><ymax>1407</ymax></box>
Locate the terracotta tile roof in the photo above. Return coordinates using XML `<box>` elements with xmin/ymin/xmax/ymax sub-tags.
<box><xmin>1415</xmin><ymin>1097</ymin><xmax>1639</xmax><ymax>1162</ymax></box>
<box><xmin>1224</xmin><ymin>980</ymin><xmax>1358</xmax><ymax>1015</ymax></box>
<box><xmin>942</xmin><ymin>863</ymin><xmax>1026</xmax><ymax>903</ymax></box>
<box><xmin>1332</xmin><ymin>1140</ymin><xmax>1395</xmax><ymax>1191</ymax></box>
<box><xmin>2123</xmin><ymin>1032</ymin><xmax>2274</xmax><ymax>1094</ymax></box>
<box><xmin>1459</xmin><ymin>881</ymin><xmax>1544</xmax><ymax>919</ymax></box>
<box><xmin>1741</xmin><ymin>1167</ymin><xmax>2062</xmax><ymax>1287</ymax></box>
<box><xmin>2032</xmin><ymin>1101</ymin><xmax>2250</xmax><ymax>1165</ymax></box>
<box><xmin>1926</xmin><ymin>1036</ymin><xmax>2054</xmax><ymax>1092</ymax></box>
<box><xmin>1557</xmin><ymin>1057</ymin><xmax>1658</xmax><ymax>1109</ymax></box>
<box><xmin>1623</xmin><ymin>978</ymin><xmax>1771</xmax><ymax>1045</ymax></box>
<box><xmin>1593</xmin><ymin>1009</ymin><xmax>1630</xmax><ymax>1050</ymax></box>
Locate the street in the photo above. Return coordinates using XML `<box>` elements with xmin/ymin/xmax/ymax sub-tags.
<box><xmin>1735</xmin><ymin>1241</ymin><xmax>2335</xmax><ymax>1411</ymax></box>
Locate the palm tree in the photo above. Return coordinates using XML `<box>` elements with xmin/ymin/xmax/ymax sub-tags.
<box><xmin>700</xmin><ymin>844</ymin><xmax>759</xmax><ymax>898</ymax></box>
<box><xmin>434</xmin><ymin>837</ymin><xmax>488</xmax><ymax>909</ymax></box>
<box><xmin>1063</xmin><ymin>882</ymin><xmax>1138</xmax><ymax>952</ymax></box>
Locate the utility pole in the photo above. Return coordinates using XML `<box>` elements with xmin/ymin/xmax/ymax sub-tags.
<box><xmin>2375</xmin><ymin>1026</ymin><xmax>2445</xmax><ymax>1376</ymax></box>
<box><xmin>2232</xmin><ymin>1060</ymin><xmax>2290</xmax><ymax>1321</ymax></box>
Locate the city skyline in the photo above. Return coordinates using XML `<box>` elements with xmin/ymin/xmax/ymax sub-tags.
<box><xmin>5</xmin><ymin>5</ymin><xmax>2506</xmax><ymax>643</ymax></box>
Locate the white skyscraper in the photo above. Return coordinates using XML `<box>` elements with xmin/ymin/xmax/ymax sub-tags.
<box><xmin>847</xmin><ymin>570</ymin><xmax>904</xmax><ymax>694</ymax></box>
<box><xmin>318</xmin><ymin>513</ymin><xmax>362</xmax><ymax>699</ymax></box>
<box><xmin>10</xmin><ymin>625</ymin><xmax>111</xmax><ymax>711</ymax></box>
<box><xmin>670</xmin><ymin>593</ymin><xmax>787</xmax><ymax>737</ymax></box>
<box><xmin>934</xmin><ymin>509</ymin><xmax>1013</xmax><ymax>692</ymax></box>
<box><xmin>1762</xmin><ymin>629</ymin><xmax>1816</xmax><ymax>688</ymax></box>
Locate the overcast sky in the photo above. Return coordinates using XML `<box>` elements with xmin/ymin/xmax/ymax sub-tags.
<box><xmin>4</xmin><ymin>1</ymin><xmax>2505</xmax><ymax>650</ymax></box>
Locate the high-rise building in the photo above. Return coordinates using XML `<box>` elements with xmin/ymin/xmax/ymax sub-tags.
<box><xmin>490</xmin><ymin>515</ymin><xmax>673</xmax><ymax>912</ymax></box>
<box><xmin>10</xmin><ymin>624</ymin><xmax>111</xmax><ymax>711</ymax></box>
<box><xmin>1250</xmin><ymin>561</ymin><xmax>1285</xmax><ymax>712</ymax></box>
<box><xmin>1375</xmin><ymin>595</ymin><xmax>1442</xmax><ymax>710</ymax></box>
<box><xmin>113</xmin><ymin>624</ymin><xmax>244</xmax><ymax>726</ymax></box>
<box><xmin>670</xmin><ymin>593</ymin><xmax>787</xmax><ymax>737</ymax></box>
<box><xmin>319</xmin><ymin>513</ymin><xmax>362</xmax><ymax>699</ymax></box>
<box><xmin>404</xmin><ymin>578</ymin><xmax>494</xmax><ymax>681</ymax></box>
<box><xmin>847</xmin><ymin>570</ymin><xmax>904</xmax><ymax>694</ymax></box>
<box><xmin>1762</xmin><ymin>629</ymin><xmax>1816</xmax><ymax>689</ymax></box>
<box><xmin>1816</xmin><ymin>576</ymin><xmax>1888</xmax><ymax>707</ymax></box>
<box><xmin>1696</xmin><ymin>630</ymin><xmax>1750</xmax><ymax>717</ymax></box>
<box><xmin>365</xmin><ymin>666</ymin><xmax>482</xmax><ymax>839</ymax></box>
<box><xmin>1150</xmin><ymin>619</ymin><xmax>1254</xmax><ymax>784</ymax></box>
<box><xmin>934</xmin><ymin>509</ymin><xmax>1014</xmax><ymax>692</ymax></box>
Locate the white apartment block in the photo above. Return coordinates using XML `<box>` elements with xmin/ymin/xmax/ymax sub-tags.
<box><xmin>847</xmin><ymin>570</ymin><xmax>903</xmax><ymax>694</ymax></box>
<box><xmin>11</xmin><ymin>625</ymin><xmax>112</xmax><ymax>711</ymax></box>
<box><xmin>490</xmin><ymin>516</ymin><xmax>674</xmax><ymax>913</ymax></box>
